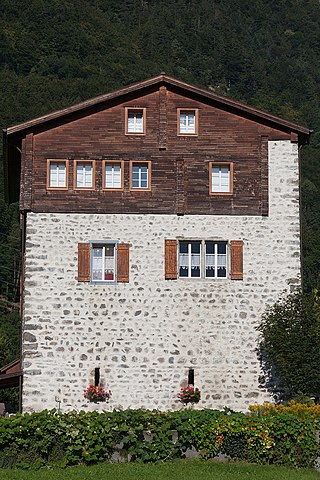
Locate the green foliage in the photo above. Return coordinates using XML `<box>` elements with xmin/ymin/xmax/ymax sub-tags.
<box><xmin>258</xmin><ymin>290</ymin><xmax>320</xmax><ymax>400</ymax></box>
<box><xmin>0</xmin><ymin>409</ymin><xmax>318</xmax><ymax>470</ymax></box>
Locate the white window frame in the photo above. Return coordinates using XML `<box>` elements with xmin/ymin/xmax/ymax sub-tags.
<box><xmin>179</xmin><ymin>241</ymin><xmax>202</xmax><ymax>278</ymax></box>
<box><xmin>178</xmin><ymin>240</ymin><xmax>228</xmax><ymax>279</ymax></box>
<box><xmin>210</xmin><ymin>162</ymin><xmax>233</xmax><ymax>195</ymax></box>
<box><xmin>90</xmin><ymin>241</ymin><xmax>118</xmax><ymax>284</ymax></box>
<box><xmin>103</xmin><ymin>161</ymin><xmax>124</xmax><ymax>190</ymax></box>
<box><xmin>205</xmin><ymin>241</ymin><xmax>228</xmax><ymax>278</ymax></box>
<box><xmin>74</xmin><ymin>161</ymin><xmax>95</xmax><ymax>190</ymax></box>
<box><xmin>47</xmin><ymin>160</ymin><xmax>68</xmax><ymax>190</ymax></box>
<box><xmin>177</xmin><ymin>109</ymin><xmax>198</xmax><ymax>135</ymax></box>
<box><xmin>130</xmin><ymin>161</ymin><xmax>151</xmax><ymax>191</ymax></box>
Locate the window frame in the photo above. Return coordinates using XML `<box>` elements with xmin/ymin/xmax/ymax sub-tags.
<box><xmin>129</xmin><ymin>160</ymin><xmax>151</xmax><ymax>191</ymax></box>
<box><xmin>74</xmin><ymin>160</ymin><xmax>95</xmax><ymax>191</ymax></box>
<box><xmin>205</xmin><ymin>241</ymin><xmax>228</xmax><ymax>279</ymax></box>
<box><xmin>179</xmin><ymin>240</ymin><xmax>202</xmax><ymax>279</ymax></box>
<box><xmin>178</xmin><ymin>239</ymin><xmax>229</xmax><ymax>280</ymax></box>
<box><xmin>46</xmin><ymin>159</ymin><xmax>69</xmax><ymax>190</ymax></box>
<box><xmin>209</xmin><ymin>162</ymin><xmax>234</xmax><ymax>195</ymax></box>
<box><xmin>102</xmin><ymin>160</ymin><xmax>124</xmax><ymax>191</ymax></box>
<box><xmin>125</xmin><ymin>107</ymin><xmax>146</xmax><ymax>135</ymax></box>
<box><xmin>177</xmin><ymin>108</ymin><xmax>199</xmax><ymax>136</ymax></box>
<box><xmin>90</xmin><ymin>240</ymin><xmax>118</xmax><ymax>285</ymax></box>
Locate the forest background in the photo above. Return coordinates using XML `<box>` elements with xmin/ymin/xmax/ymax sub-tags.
<box><xmin>1</xmin><ymin>0</ymin><xmax>320</xmax><ymax>406</ymax></box>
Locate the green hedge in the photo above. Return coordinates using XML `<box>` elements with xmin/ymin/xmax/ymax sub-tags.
<box><xmin>0</xmin><ymin>409</ymin><xmax>318</xmax><ymax>469</ymax></box>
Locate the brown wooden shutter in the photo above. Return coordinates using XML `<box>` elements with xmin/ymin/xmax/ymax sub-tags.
<box><xmin>117</xmin><ymin>243</ymin><xmax>130</xmax><ymax>283</ymax></box>
<box><xmin>165</xmin><ymin>239</ymin><xmax>177</xmax><ymax>279</ymax></box>
<box><xmin>230</xmin><ymin>240</ymin><xmax>244</xmax><ymax>280</ymax></box>
<box><xmin>78</xmin><ymin>243</ymin><xmax>90</xmax><ymax>282</ymax></box>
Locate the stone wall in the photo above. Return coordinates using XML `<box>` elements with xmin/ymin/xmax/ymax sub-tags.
<box><xmin>22</xmin><ymin>140</ymin><xmax>301</xmax><ymax>412</ymax></box>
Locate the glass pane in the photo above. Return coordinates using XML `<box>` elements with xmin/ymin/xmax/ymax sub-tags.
<box><xmin>92</xmin><ymin>248</ymin><xmax>103</xmax><ymax>281</ymax></box>
<box><xmin>57</xmin><ymin>164</ymin><xmax>66</xmax><ymax>187</ymax></box>
<box><xmin>180</xmin><ymin>113</ymin><xmax>187</xmax><ymax>132</ymax></box>
<box><xmin>180</xmin><ymin>242</ymin><xmax>188</xmax><ymax>254</ymax></box>
<box><xmin>179</xmin><ymin>266</ymin><xmax>188</xmax><ymax>277</ymax></box>
<box><xmin>191</xmin><ymin>242</ymin><xmax>200</xmax><ymax>254</ymax></box>
<box><xmin>191</xmin><ymin>266</ymin><xmax>200</xmax><ymax>277</ymax></box>
<box><xmin>50</xmin><ymin>164</ymin><xmax>57</xmax><ymax>187</ymax></box>
<box><xmin>104</xmin><ymin>245</ymin><xmax>115</xmax><ymax>281</ymax></box>
<box><xmin>187</xmin><ymin>113</ymin><xmax>195</xmax><ymax>132</ymax></box>
<box><xmin>217</xmin><ymin>267</ymin><xmax>227</xmax><ymax>278</ymax></box>
<box><xmin>217</xmin><ymin>243</ymin><xmax>227</xmax><ymax>254</ymax></box>
<box><xmin>128</xmin><ymin>111</ymin><xmax>143</xmax><ymax>132</ymax></box>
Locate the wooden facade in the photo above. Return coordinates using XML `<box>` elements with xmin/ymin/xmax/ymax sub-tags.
<box><xmin>4</xmin><ymin>74</ymin><xmax>309</xmax><ymax>216</ymax></box>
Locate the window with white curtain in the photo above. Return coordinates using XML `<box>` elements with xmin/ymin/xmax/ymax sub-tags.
<box><xmin>126</xmin><ymin>109</ymin><xmax>145</xmax><ymax>133</ymax></box>
<box><xmin>75</xmin><ymin>161</ymin><xmax>94</xmax><ymax>188</ymax></box>
<box><xmin>178</xmin><ymin>109</ymin><xmax>197</xmax><ymax>134</ymax></box>
<box><xmin>104</xmin><ymin>162</ymin><xmax>122</xmax><ymax>189</ymax></box>
<box><xmin>48</xmin><ymin>161</ymin><xmax>67</xmax><ymax>188</ymax></box>
<box><xmin>91</xmin><ymin>243</ymin><xmax>116</xmax><ymax>282</ymax></box>
<box><xmin>130</xmin><ymin>161</ymin><xmax>150</xmax><ymax>190</ymax></box>
<box><xmin>210</xmin><ymin>162</ymin><xmax>233</xmax><ymax>194</ymax></box>
<box><xmin>179</xmin><ymin>241</ymin><xmax>201</xmax><ymax>278</ymax></box>
<box><xmin>205</xmin><ymin>241</ymin><xmax>227</xmax><ymax>278</ymax></box>
<box><xmin>179</xmin><ymin>240</ymin><xmax>228</xmax><ymax>279</ymax></box>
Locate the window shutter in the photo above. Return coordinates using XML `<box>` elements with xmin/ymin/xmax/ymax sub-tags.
<box><xmin>117</xmin><ymin>244</ymin><xmax>130</xmax><ymax>283</ymax></box>
<box><xmin>230</xmin><ymin>240</ymin><xmax>243</xmax><ymax>280</ymax></box>
<box><xmin>165</xmin><ymin>239</ymin><xmax>177</xmax><ymax>279</ymax></box>
<box><xmin>78</xmin><ymin>243</ymin><xmax>90</xmax><ymax>282</ymax></box>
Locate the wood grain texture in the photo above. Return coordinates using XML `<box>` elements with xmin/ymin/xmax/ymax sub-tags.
<box><xmin>78</xmin><ymin>243</ymin><xmax>90</xmax><ymax>281</ymax></box>
<box><xmin>117</xmin><ymin>243</ymin><xmax>130</xmax><ymax>283</ymax></box>
<box><xmin>230</xmin><ymin>240</ymin><xmax>244</xmax><ymax>280</ymax></box>
<box><xmin>18</xmin><ymin>84</ymin><xmax>297</xmax><ymax>216</ymax></box>
<box><xmin>165</xmin><ymin>239</ymin><xmax>177</xmax><ymax>279</ymax></box>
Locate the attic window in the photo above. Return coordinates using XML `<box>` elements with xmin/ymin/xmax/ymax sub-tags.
<box><xmin>178</xmin><ymin>109</ymin><xmax>198</xmax><ymax>135</ymax></box>
<box><xmin>47</xmin><ymin>160</ymin><xmax>68</xmax><ymax>190</ymax></box>
<box><xmin>126</xmin><ymin>108</ymin><xmax>146</xmax><ymax>134</ymax></box>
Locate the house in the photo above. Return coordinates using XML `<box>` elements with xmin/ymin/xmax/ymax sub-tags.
<box><xmin>3</xmin><ymin>74</ymin><xmax>310</xmax><ymax>413</ymax></box>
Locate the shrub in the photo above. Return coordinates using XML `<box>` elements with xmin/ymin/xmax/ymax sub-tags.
<box><xmin>249</xmin><ymin>400</ymin><xmax>320</xmax><ymax>420</ymax></box>
<box><xmin>0</xmin><ymin>409</ymin><xmax>318</xmax><ymax>469</ymax></box>
<box><xmin>257</xmin><ymin>290</ymin><xmax>320</xmax><ymax>400</ymax></box>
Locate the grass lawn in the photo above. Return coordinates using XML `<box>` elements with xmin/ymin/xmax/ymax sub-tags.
<box><xmin>1</xmin><ymin>460</ymin><xmax>320</xmax><ymax>480</ymax></box>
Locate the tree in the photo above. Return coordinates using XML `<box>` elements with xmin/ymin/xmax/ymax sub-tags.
<box><xmin>258</xmin><ymin>290</ymin><xmax>320</xmax><ymax>402</ymax></box>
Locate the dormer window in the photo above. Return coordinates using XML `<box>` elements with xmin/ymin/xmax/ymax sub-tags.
<box><xmin>126</xmin><ymin>108</ymin><xmax>146</xmax><ymax>134</ymax></box>
<box><xmin>178</xmin><ymin>109</ymin><xmax>198</xmax><ymax>135</ymax></box>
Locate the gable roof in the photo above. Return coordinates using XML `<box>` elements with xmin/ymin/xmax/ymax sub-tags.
<box><xmin>5</xmin><ymin>73</ymin><xmax>310</xmax><ymax>136</ymax></box>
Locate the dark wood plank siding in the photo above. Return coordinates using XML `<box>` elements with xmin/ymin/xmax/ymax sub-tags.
<box><xmin>23</xmin><ymin>85</ymin><xmax>292</xmax><ymax>215</ymax></box>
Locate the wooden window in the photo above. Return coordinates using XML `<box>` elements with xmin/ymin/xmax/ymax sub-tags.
<box><xmin>125</xmin><ymin>108</ymin><xmax>146</xmax><ymax>134</ymax></box>
<box><xmin>103</xmin><ymin>161</ymin><xmax>124</xmax><ymax>190</ymax></box>
<box><xmin>205</xmin><ymin>241</ymin><xmax>227</xmax><ymax>278</ymax></box>
<box><xmin>74</xmin><ymin>160</ymin><xmax>95</xmax><ymax>190</ymax></box>
<box><xmin>209</xmin><ymin>162</ymin><xmax>233</xmax><ymax>195</ymax></box>
<box><xmin>177</xmin><ymin>109</ymin><xmax>198</xmax><ymax>135</ymax></box>
<box><xmin>77</xmin><ymin>242</ymin><xmax>130</xmax><ymax>283</ymax></box>
<box><xmin>130</xmin><ymin>161</ymin><xmax>151</xmax><ymax>191</ymax></box>
<box><xmin>47</xmin><ymin>160</ymin><xmax>68</xmax><ymax>190</ymax></box>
